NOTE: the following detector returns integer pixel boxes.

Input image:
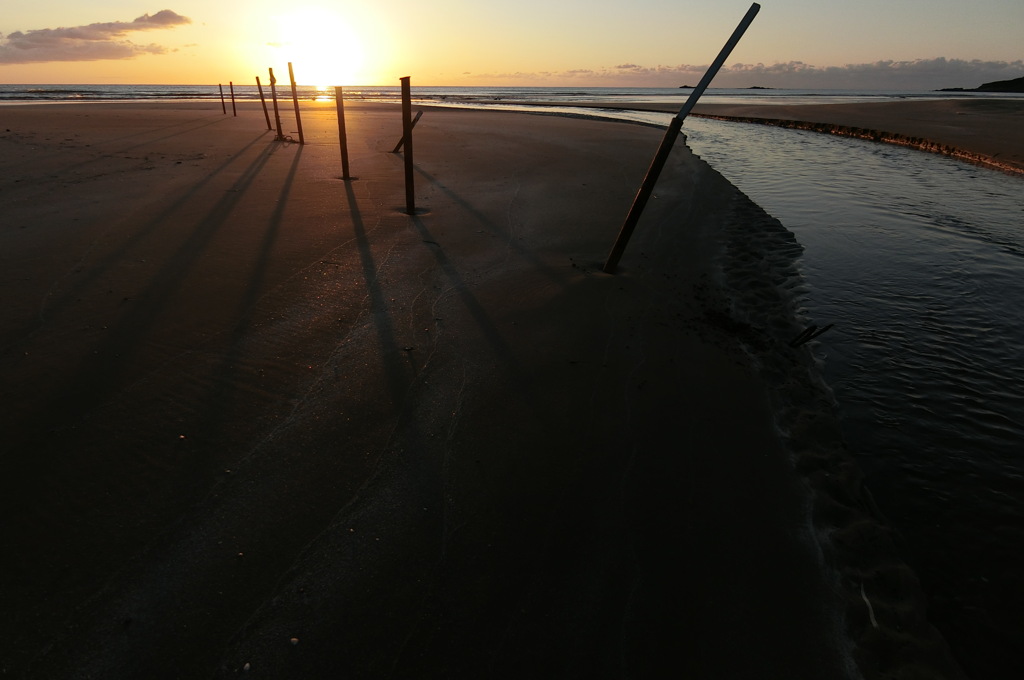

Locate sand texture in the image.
[0,102,965,678]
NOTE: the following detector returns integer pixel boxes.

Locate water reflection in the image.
[682,117,1024,678]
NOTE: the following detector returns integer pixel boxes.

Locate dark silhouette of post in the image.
[288,62,305,145]
[334,86,353,180]
[229,81,237,116]
[400,76,415,214]
[219,84,226,114]
[603,2,761,274]
[391,110,423,153]
[269,68,284,141]
[256,76,272,130]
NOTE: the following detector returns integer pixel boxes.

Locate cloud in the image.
[709,58,1024,89]
[461,57,1023,90]
[0,10,191,64]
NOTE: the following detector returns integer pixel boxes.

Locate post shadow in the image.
[407,214,537,399]
[10,140,282,454]
[22,130,272,328]
[410,164,570,292]
[342,180,415,406]
[187,145,305,440]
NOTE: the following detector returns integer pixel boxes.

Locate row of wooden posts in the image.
[218,64,419,215]
[212,3,760,270]
[217,63,304,144]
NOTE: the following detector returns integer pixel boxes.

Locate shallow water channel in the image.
[681,116,1024,679]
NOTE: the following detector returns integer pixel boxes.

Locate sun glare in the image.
[272,7,366,87]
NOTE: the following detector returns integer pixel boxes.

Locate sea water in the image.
[2,83,1018,105]
[680,117,1024,679]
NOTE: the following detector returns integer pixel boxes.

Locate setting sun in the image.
[269,7,368,86]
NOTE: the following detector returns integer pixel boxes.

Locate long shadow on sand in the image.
[4,132,274,353]
[0,116,254,192]
[7,139,285,455]
[412,164,571,291]
[179,144,307,446]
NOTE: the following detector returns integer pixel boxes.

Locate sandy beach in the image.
[0,100,969,678]
[529,97,1024,174]
[692,99,1024,175]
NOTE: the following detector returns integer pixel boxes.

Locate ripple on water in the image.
[684,116,1024,678]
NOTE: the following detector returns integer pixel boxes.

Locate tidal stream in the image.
[683,116,1024,679]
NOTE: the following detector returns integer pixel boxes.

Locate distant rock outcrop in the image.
[938,76,1024,93]
[977,76,1024,92]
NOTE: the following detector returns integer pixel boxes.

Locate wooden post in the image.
[219,84,227,114]
[288,62,305,145]
[603,2,761,274]
[334,86,353,180]
[229,81,237,117]
[269,68,284,141]
[391,110,423,153]
[400,76,415,215]
[256,76,272,130]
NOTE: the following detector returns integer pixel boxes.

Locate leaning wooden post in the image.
[256,76,272,130]
[334,86,353,180]
[603,2,761,274]
[400,76,415,214]
[229,81,237,117]
[288,62,305,145]
[269,68,284,141]
[219,84,227,114]
[391,110,423,153]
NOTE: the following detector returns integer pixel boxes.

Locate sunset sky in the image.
[1,1,1022,89]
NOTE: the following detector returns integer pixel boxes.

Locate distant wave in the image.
[6,84,1017,105]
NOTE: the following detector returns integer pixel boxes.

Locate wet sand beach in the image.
[691,99,1024,175]
[0,101,965,678]
[564,97,1024,175]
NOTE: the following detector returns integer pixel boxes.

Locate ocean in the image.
[4,83,1022,677]
[2,82,1019,106]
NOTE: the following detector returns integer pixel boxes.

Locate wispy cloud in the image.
[0,10,191,64]
[469,58,1024,90]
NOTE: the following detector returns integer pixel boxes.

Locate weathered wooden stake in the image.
[334,86,353,180]
[256,76,272,130]
[400,76,415,214]
[219,84,227,114]
[288,62,305,145]
[603,2,761,274]
[229,81,237,116]
[391,110,423,153]
[269,68,284,141]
